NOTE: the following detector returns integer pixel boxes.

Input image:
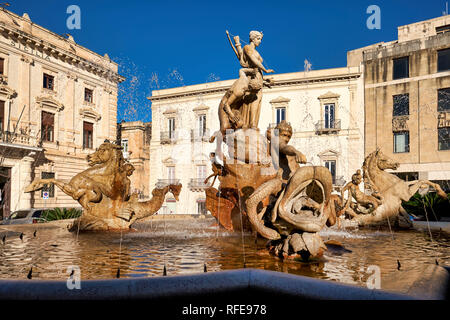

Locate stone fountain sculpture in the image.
[205,31,339,260]
[339,148,448,226]
[24,141,182,231]
[205,30,448,261]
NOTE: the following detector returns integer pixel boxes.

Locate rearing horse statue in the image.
[352,148,448,225]
[24,141,182,231]
[25,142,125,209]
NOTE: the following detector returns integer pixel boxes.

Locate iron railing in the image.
[160,131,177,144]
[188,178,210,191]
[315,119,341,134]
[156,179,181,188]
[191,129,210,142]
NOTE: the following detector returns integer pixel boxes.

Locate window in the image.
[121,139,129,158]
[394,131,410,153]
[436,25,450,34]
[41,172,55,198]
[0,100,4,132]
[393,94,409,116]
[84,88,93,103]
[324,160,336,184]
[438,127,450,150]
[167,166,176,181]
[83,122,93,149]
[41,111,54,142]
[197,165,206,179]
[43,73,54,90]
[198,114,206,136]
[393,57,409,80]
[10,211,29,219]
[394,172,419,181]
[0,58,4,75]
[438,88,450,112]
[168,118,176,139]
[438,48,450,72]
[324,103,335,128]
[197,202,206,215]
[276,107,286,124]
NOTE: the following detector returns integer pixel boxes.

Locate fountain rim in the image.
[0,267,447,300]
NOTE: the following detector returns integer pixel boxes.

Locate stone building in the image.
[0,8,123,218]
[348,15,450,190]
[148,66,364,215]
[117,121,151,199]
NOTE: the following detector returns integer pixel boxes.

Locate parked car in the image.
[0,209,47,225]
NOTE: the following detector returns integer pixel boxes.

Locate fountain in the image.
[204,31,449,261]
[24,140,182,231]
[0,30,448,303]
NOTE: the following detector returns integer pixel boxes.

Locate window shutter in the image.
[42,112,54,126]
[83,122,93,132]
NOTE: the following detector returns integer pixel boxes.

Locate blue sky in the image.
[9,0,450,122]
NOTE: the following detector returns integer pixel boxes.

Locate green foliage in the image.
[42,207,82,222]
[402,192,450,220]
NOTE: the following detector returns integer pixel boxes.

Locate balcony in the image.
[0,131,40,148]
[188,178,210,192]
[191,129,210,142]
[0,130,42,157]
[160,131,177,144]
[156,179,181,188]
[315,120,341,134]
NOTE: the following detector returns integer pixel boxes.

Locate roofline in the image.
[0,8,117,67]
[148,67,361,102]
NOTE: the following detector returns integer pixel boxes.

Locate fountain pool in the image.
[0,216,448,296]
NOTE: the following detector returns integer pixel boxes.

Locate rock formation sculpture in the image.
[24,141,182,231]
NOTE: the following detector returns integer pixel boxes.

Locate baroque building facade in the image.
[149,66,364,215]
[348,15,450,190]
[0,8,123,219]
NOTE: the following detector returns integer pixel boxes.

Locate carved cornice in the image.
[192,104,210,112]
[162,157,176,165]
[36,96,64,112]
[318,149,340,158]
[318,91,340,100]
[0,21,124,84]
[79,107,101,122]
[163,108,178,115]
[270,96,291,105]
[0,84,17,99]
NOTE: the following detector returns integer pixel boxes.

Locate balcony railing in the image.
[156,179,181,188]
[188,178,210,191]
[0,131,39,148]
[191,129,210,142]
[315,120,341,134]
[160,131,177,144]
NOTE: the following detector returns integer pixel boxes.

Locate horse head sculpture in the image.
[87,142,124,167]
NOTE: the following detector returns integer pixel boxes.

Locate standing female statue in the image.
[217,30,274,136]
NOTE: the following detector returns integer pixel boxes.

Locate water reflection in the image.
[0,218,448,294]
